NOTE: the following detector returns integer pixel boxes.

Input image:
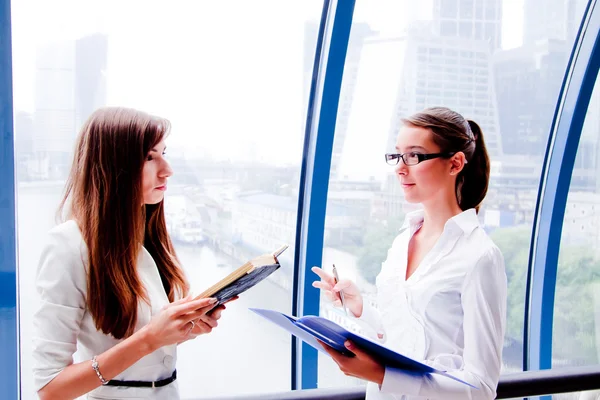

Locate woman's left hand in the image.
[319,340,385,385]
[181,296,239,342]
[187,305,224,337]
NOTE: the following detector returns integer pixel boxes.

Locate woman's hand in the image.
[311,266,363,317]
[319,340,385,385]
[141,296,219,351]
[183,296,239,342]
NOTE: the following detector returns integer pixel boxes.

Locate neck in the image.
[420,199,463,236]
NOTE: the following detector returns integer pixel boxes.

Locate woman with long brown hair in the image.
[313,107,507,399]
[32,107,225,399]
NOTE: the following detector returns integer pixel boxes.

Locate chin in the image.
[402,193,421,204]
[144,194,165,205]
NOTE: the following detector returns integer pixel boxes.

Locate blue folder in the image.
[250,308,476,388]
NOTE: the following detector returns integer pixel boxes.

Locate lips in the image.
[155,185,167,191]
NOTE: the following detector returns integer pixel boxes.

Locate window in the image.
[459,22,473,38]
[12,0,323,398]
[317,0,586,388]
[439,0,459,19]
[553,78,600,369]
[440,20,458,36]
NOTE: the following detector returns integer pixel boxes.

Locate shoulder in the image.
[43,220,88,264]
[462,227,506,287]
[469,227,504,265]
[37,220,89,297]
[48,219,83,243]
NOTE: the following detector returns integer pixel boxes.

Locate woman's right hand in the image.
[141,296,219,352]
[311,266,363,317]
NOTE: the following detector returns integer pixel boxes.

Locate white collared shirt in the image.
[32,220,180,399]
[357,209,507,400]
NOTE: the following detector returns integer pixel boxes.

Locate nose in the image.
[395,160,408,176]
[159,158,173,178]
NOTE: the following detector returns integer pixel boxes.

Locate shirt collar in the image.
[399,208,480,235]
[399,209,425,232]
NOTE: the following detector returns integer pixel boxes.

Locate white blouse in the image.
[356,209,507,400]
[33,220,180,399]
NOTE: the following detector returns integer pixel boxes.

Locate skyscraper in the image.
[494,39,568,157]
[75,34,108,131]
[432,0,503,51]
[493,0,590,192]
[387,19,503,160]
[523,0,588,45]
[303,22,377,180]
[33,33,107,179]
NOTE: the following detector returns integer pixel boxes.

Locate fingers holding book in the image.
[186,311,220,337]
[143,296,220,349]
[318,339,385,385]
[179,297,235,342]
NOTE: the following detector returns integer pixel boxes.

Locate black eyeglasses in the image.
[384,151,455,166]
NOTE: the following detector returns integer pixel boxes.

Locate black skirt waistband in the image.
[105,370,177,388]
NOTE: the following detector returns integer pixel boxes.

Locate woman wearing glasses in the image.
[33,108,228,400]
[312,107,507,399]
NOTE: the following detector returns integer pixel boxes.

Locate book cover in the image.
[250,308,476,388]
[195,245,288,305]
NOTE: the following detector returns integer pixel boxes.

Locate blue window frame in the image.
[526,0,600,382]
[292,0,355,389]
[0,0,19,398]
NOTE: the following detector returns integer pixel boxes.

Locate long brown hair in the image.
[58,107,189,339]
[402,107,490,212]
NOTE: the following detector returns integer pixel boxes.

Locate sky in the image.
[10,0,525,178]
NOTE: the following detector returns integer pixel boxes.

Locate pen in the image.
[331,264,348,316]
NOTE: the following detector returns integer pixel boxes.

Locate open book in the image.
[195,245,288,305]
[250,308,476,388]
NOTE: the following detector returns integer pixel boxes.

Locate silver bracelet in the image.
[91,355,109,385]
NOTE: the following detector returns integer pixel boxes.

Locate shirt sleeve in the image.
[348,300,386,342]
[379,246,507,399]
[32,227,88,392]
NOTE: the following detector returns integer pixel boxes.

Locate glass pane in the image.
[553,77,600,369]
[12,1,322,398]
[317,0,585,390]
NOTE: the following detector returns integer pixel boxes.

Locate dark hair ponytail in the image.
[457,120,490,212]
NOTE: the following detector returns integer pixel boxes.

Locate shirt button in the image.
[163,355,174,369]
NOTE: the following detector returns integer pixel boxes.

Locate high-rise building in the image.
[387,22,503,159]
[523,0,588,45]
[494,39,568,157]
[303,22,377,180]
[493,0,590,194]
[75,34,108,131]
[33,33,107,179]
[432,0,503,51]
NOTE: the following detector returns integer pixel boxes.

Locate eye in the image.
[146,154,154,161]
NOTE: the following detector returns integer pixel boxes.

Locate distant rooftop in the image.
[236,192,350,216]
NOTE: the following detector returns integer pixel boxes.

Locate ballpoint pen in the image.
[331,264,348,316]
